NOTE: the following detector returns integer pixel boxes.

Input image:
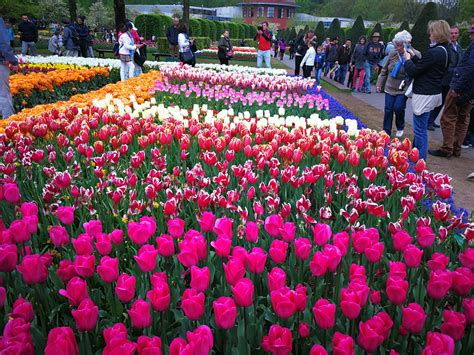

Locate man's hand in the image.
[257,30,262,35]
[376,86,381,93]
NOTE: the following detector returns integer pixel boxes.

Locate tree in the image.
[326,18,342,41]
[398,21,410,32]
[113,0,125,30]
[411,2,439,53]
[350,15,366,42]
[315,21,325,42]
[370,23,383,38]
[290,27,297,41]
[87,1,113,28]
[183,0,190,30]
[68,0,77,21]
[38,0,69,23]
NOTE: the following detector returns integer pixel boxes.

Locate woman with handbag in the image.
[118,23,142,81]
[218,29,233,65]
[178,23,196,67]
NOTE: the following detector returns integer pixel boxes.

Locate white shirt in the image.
[118,32,136,55]
[301,47,316,67]
[412,93,442,116]
[178,33,190,53]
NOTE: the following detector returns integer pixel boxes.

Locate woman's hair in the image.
[359,35,366,43]
[310,40,318,48]
[428,20,450,44]
[178,23,188,34]
[393,30,412,44]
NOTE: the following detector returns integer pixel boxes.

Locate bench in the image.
[97,49,114,58]
[153,52,174,61]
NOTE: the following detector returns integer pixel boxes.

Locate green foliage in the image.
[382,28,394,43]
[238,24,247,40]
[350,15,366,43]
[135,14,171,40]
[227,22,239,40]
[370,23,383,38]
[198,19,210,38]
[458,28,471,49]
[290,27,297,41]
[189,18,201,37]
[411,2,439,53]
[155,36,211,53]
[326,18,342,41]
[315,21,325,42]
[229,38,257,47]
[398,21,410,32]
[208,20,218,41]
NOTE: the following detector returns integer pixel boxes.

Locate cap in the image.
[372,32,381,37]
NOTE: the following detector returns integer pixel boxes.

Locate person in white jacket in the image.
[118,23,141,81]
[300,40,317,78]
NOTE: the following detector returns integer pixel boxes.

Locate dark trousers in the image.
[429,85,450,125]
[337,64,348,84]
[294,55,303,76]
[303,65,314,78]
[219,57,229,65]
[79,39,88,57]
[440,89,473,155]
[383,93,407,136]
[463,108,474,144]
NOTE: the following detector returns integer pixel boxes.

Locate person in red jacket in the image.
[254,21,272,68]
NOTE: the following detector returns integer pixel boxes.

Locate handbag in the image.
[134,48,146,67]
[182,49,194,62]
[405,82,413,98]
[226,49,234,58]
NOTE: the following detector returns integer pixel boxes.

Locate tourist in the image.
[62,19,79,57]
[404,20,451,161]
[166,16,180,58]
[178,23,196,67]
[48,26,63,56]
[314,46,325,85]
[351,36,367,92]
[273,39,279,58]
[5,20,14,49]
[300,40,317,78]
[18,14,38,56]
[379,40,395,68]
[239,38,246,46]
[0,17,19,119]
[294,30,315,76]
[87,32,94,58]
[254,21,272,69]
[324,37,339,77]
[336,39,352,84]
[376,30,420,138]
[278,38,286,60]
[75,16,90,58]
[217,29,233,65]
[428,25,464,131]
[363,32,384,94]
[127,21,145,77]
[429,26,474,159]
[462,109,474,148]
[118,23,139,81]
[288,40,295,60]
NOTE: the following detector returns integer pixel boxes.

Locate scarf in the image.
[390,53,405,78]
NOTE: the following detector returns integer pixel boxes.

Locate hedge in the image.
[189,19,201,37]
[229,39,257,47]
[198,19,210,39]
[459,28,470,49]
[135,14,172,40]
[155,37,211,53]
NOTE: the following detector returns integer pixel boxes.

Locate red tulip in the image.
[74,254,95,278]
[45,327,78,355]
[56,260,78,283]
[310,345,328,355]
[333,231,350,256]
[386,276,408,305]
[264,214,283,238]
[49,225,69,247]
[0,287,5,308]
[358,312,393,353]
[323,244,342,272]
[59,277,89,306]
[181,288,205,321]
[97,256,119,283]
[340,289,362,320]
[294,237,311,260]
[3,183,20,204]
[16,254,48,284]
[392,230,412,252]
[95,234,112,256]
[428,252,450,271]
[245,221,259,243]
[8,219,31,243]
[440,310,466,342]
[72,298,99,331]
[451,267,474,296]
[57,206,75,225]
[280,222,296,242]
[167,218,185,238]
[190,266,210,292]
[213,217,234,239]
[128,299,152,329]
[309,251,328,277]
[198,211,215,232]
[268,267,287,292]
[0,244,18,272]
[231,277,254,307]
[333,332,354,355]
[232,246,248,265]
[271,287,297,319]
[213,296,237,329]
[269,239,288,264]
[389,261,407,279]
[115,273,136,303]
[134,244,159,273]
[404,244,423,268]
[137,336,162,355]
[223,258,245,286]
[156,234,175,257]
[83,219,102,237]
[211,235,232,257]
[401,303,426,334]
[312,298,335,329]
[109,229,124,245]
[9,297,34,322]
[427,270,452,300]
[128,216,156,244]
[147,281,170,312]
[459,248,474,270]
[72,235,93,255]
[462,298,474,324]
[312,223,332,246]
[416,226,435,248]
[261,325,292,355]
[422,332,455,355]
[364,242,384,263]
[298,322,310,338]
[247,247,267,273]
[370,290,381,305]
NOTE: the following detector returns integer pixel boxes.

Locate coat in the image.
[217,36,232,59]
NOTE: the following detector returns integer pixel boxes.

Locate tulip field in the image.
[0,59,473,355]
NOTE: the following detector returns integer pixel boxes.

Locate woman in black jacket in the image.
[294,30,315,76]
[404,20,451,161]
[218,29,232,65]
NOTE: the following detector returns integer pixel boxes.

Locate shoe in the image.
[461,143,472,149]
[427,125,435,131]
[467,172,474,181]
[365,90,372,94]
[395,130,404,138]
[453,151,461,158]
[357,88,362,93]
[428,149,452,158]
[351,88,355,92]
[433,123,440,128]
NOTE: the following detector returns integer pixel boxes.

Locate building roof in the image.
[237,2,298,8]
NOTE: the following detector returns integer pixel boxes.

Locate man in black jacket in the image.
[336,39,352,84]
[428,25,463,131]
[18,14,38,56]
[166,16,180,58]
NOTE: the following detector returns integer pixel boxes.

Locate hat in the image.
[372,32,381,37]
[469,27,474,33]
[126,21,137,31]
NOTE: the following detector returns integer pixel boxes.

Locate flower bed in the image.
[0,64,472,354]
[196,46,258,61]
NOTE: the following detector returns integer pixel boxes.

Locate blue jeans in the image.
[337,64,348,84]
[413,111,431,160]
[21,41,37,56]
[315,68,322,84]
[257,50,271,68]
[383,93,407,136]
[363,62,374,91]
[0,65,14,119]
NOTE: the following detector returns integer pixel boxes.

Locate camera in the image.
[257,26,263,31]
[399,80,406,90]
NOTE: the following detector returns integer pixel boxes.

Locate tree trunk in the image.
[183,0,190,30]
[113,0,126,32]
[68,0,77,22]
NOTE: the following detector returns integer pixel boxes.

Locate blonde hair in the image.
[428,20,450,44]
